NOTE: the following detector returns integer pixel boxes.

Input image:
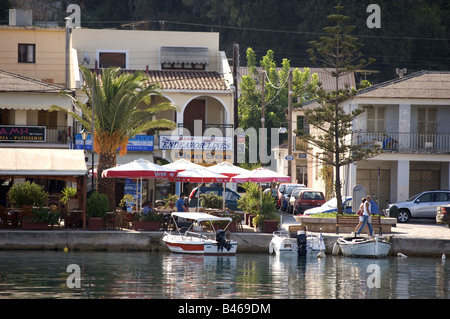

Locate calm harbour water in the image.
[0,250,449,299]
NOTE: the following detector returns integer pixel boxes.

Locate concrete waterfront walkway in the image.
[0,211,449,257]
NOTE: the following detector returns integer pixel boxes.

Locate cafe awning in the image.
[0,148,88,177]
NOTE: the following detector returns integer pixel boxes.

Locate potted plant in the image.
[163,194,178,209]
[59,186,78,209]
[119,194,135,211]
[200,193,223,209]
[22,207,61,230]
[7,181,48,208]
[87,191,109,230]
[132,212,164,231]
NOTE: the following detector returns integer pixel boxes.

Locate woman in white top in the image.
[353,197,370,235]
[355,195,374,236]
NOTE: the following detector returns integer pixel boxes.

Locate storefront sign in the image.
[75,134,153,151]
[159,135,233,150]
[0,125,46,142]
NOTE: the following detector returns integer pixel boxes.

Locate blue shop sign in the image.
[75,134,154,151]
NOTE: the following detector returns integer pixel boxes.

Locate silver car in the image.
[385,190,450,223]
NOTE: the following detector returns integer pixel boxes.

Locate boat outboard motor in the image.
[216,230,232,252]
[297,230,307,256]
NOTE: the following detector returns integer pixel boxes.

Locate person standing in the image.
[353,197,370,236]
[356,195,374,236]
[176,193,188,212]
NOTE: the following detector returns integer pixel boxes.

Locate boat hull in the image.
[337,236,392,258]
[269,231,325,255]
[163,233,237,255]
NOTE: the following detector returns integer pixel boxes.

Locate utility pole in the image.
[260,70,266,165]
[287,69,293,182]
[261,70,266,130]
[233,43,239,165]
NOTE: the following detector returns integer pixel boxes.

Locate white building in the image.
[304,71,450,207]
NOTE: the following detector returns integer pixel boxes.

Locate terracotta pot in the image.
[132,221,159,231]
[88,217,103,231]
[22,221,48,230]
[262,220,278,233]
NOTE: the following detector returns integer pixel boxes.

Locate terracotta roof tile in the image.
[108,69,228,91]
[0,70,67,93]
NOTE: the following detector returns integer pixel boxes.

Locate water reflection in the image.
[0,251,449,299]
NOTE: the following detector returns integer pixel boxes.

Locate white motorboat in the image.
[162,212,238,255]
[337,235,392,258]
[269,230,326,255]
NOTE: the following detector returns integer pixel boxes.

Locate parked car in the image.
[436,205,450,227]
[385,190,450,223]
[277,183,289,208]
[188,187,241,211]
[304,196,353,215]
[281,184,306,211]
[292,189,326,215]
[287,187,304,214]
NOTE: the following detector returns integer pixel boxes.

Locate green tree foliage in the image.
[52,66,177,209]
[238,48,318,163]
[301,4,377,214]
[7,181,49,208]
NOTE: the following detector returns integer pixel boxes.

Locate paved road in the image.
[277,210,450,240]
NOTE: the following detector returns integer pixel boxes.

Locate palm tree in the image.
[53,66,177,208]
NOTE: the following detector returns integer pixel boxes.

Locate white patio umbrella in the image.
[102,158,178,211]
[231,167,291,209]
[230,167,291,183]
[163,158,206,195]
[173,167,230,212]
[207,161,250,177]
[162,158,205,172]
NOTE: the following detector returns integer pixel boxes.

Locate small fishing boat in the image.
[337,235,392,258]
[269,230,325,255]
[162,212,238,255]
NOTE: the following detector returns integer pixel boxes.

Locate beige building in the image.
[0,9,235,204]
[69,28,235,202]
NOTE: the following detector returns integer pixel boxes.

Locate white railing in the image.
[353,132,450,153]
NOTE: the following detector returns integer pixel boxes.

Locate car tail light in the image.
[442,207,447,215]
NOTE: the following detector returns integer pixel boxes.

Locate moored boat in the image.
[337,235,392,258]
[162,212,238,255]
[269,230,326,256]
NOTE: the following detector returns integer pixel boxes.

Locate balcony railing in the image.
[353,132,450,153]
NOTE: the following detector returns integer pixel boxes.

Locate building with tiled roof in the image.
[294,70,450,206]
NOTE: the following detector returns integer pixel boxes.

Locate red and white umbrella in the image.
[207,161,250,178]
[174,167,230,183]
[101,158,177,179]
[162,158,204,172]
[231,167,291,183]
[173,167,230,211]
[101,158,178,211]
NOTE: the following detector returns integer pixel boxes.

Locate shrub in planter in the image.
[87,191,109,230]
[200,193,223,209]
[22,207,60,230]
[133,212,164,231]
[7,181,48,208]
